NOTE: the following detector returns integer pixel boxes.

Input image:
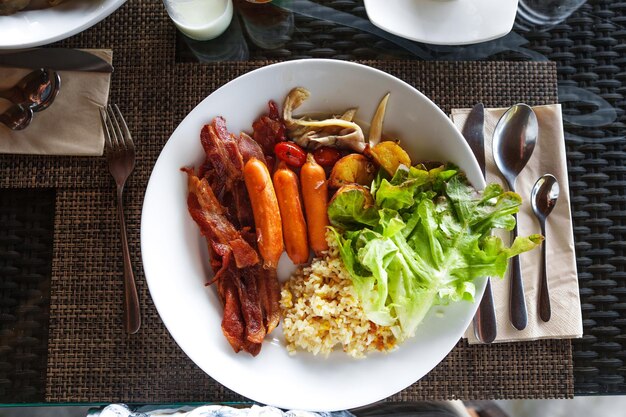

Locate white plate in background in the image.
[141,59,486,411]
[364,0,519,46]
[0,0,126,49]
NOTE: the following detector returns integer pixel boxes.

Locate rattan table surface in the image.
[0,0,624,406]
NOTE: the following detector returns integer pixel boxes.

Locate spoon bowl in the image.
[492,103,539,331]
[0,69,49,103]
[493,103,539,191]
[0,68,61,112]
[32,70,61,112]
[531,174,560,221]
[0,104,34,130]
[531,174,560,322]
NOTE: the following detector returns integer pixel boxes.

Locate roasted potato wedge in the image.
[370,141,411,176]
[329,154,377,188]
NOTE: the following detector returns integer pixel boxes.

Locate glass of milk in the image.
[163,0,234,41]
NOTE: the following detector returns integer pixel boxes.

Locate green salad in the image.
[328,163,542,342]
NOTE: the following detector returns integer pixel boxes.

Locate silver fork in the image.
[100,104,141,334]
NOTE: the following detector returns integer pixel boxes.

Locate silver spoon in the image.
[0,68,61,112]
[531,174,559,322]
[32,70,61,112]
[0,104,34,130]
[493,103,539,331]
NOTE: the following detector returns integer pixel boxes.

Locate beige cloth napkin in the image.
[0,49,112,156]
[451,105,583,343]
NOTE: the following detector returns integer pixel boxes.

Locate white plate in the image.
[0,0,126,50]
[141,59,486,411]
[364,0,519,46]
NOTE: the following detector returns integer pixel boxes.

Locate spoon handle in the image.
[509,215,528,330]
[538,221,551,321]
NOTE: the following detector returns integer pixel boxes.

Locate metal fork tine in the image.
[109,107,122,152]
[107,105,126,150]
[100,107,114,152]
[112,104,135,153]
[99,108,109,141]
[106,106,122,152]
[103,105,117,151]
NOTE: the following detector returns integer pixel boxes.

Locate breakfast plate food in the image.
[141,59,539,411]
[0,0,125,49]
[364,0,520,46]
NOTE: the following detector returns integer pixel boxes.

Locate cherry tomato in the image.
[274,142,307,168]
[313,146,342,167]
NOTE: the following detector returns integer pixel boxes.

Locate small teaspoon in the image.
[0,104,34,130]
[32,70,61,112]
[0,68,61,112]
[531,174,560,322]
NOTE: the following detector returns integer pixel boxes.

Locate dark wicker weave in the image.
[512,1,626,395]
[4,0,624,404]
[0,189,54,402]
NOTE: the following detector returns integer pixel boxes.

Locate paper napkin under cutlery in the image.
[0,49,112,156]
[451,104,583,343]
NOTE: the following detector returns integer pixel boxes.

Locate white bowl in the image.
[0,0,126,49]
[141,59,485,411]
[364,0,519,46]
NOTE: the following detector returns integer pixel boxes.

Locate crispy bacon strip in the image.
[184,168,259,269]
[218,269,246,353]
[193,119,269,354]
[201,119,264,230]
[201,117,244,178]
[257,267,281,335]
[189,115,287,355]
[208,244,261,356]
[238,132,266,164]
[252,100,287,156]
[232,186,254,233]
[234,265,265,344]
[199,117,244,200]
[208,245,231,285]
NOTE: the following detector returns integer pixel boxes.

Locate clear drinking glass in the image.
[237,0,294,49]
[516,0,587,31]
[162,0,234,41]
[182,12,250,61]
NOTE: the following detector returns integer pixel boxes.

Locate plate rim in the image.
[0,0,127,49]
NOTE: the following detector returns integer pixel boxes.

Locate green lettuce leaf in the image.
[327,186,378,230]
[327,164,542,341]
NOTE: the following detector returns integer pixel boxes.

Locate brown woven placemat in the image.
[0,0,573,404]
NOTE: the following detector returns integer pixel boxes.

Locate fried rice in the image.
[280,243,397,358]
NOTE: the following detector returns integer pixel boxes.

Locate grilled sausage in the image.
[273,162,310,264]
[301,154,330,256]
[244,158,284,268]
